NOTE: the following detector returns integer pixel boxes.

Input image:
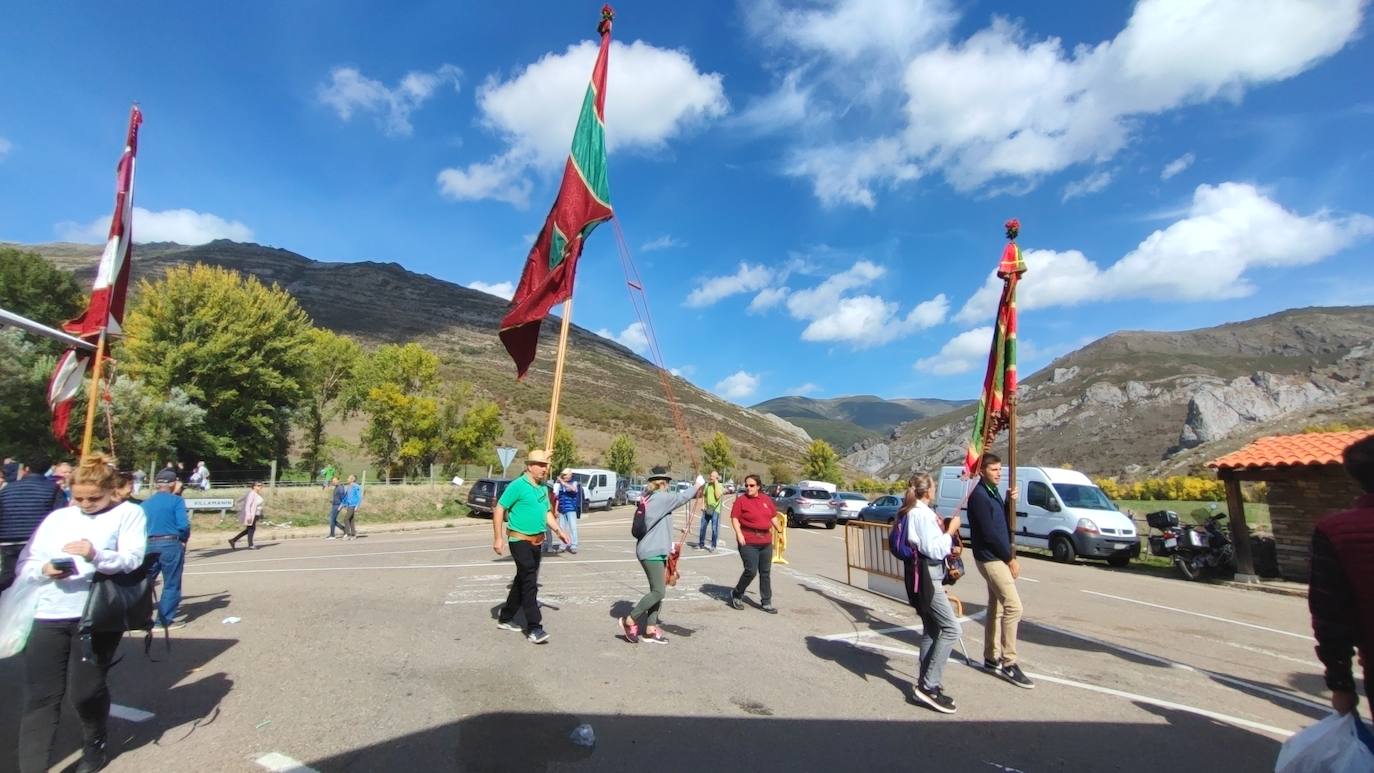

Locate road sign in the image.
[497,446,517,476]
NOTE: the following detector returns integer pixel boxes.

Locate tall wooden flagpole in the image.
[78,330,108,462]
[544,301,574,451]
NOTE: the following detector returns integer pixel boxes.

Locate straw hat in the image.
[526,449,552,466]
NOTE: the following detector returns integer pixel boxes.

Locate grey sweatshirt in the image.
[636,488,697,560]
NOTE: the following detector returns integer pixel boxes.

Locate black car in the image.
[858,495,903,524]
[466,478,513,517]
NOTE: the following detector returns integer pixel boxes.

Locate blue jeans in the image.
[912,559,959,691]
[328,505,341,536]
[558,509,579,550]
[697,509,719,549]
[147,538,185,626]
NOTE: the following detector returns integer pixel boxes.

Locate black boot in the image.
[75,733,108,773]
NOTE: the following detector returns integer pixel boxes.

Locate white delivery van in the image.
[569,468,620,510]
[938,466,1140,567]
[796,479,837,494]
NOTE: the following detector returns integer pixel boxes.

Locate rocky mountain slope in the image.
[845,306,1374,480]
[15,240,812,473]
[751,394,969,450]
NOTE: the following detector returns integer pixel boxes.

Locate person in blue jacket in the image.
[967,453,1033,689]
[548,469,585,555]
[142,468,191,628]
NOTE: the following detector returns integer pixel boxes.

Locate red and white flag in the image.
[49,105,142,447]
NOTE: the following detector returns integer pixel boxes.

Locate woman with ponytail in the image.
[900,471,963,715]
[14,453,147,772]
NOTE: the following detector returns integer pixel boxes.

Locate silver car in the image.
[624,486,645,504]
[830,491,869,523]
[776,485,839,529]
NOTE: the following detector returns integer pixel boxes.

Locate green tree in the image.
[0,248,84,329]
[297,328,362,482]
[801,439,843,484]
[0,330,65,460]
[107,377,206,472]
[701,431,736,479]
[353,343,443,479]
[605,434,637,478]
[441,399,504,471]
[551,422,577,472]
[122,264,314,468]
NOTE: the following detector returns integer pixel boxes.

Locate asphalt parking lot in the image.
[0,504,1332,772]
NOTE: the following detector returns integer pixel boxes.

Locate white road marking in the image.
[1027,619,1328,712]
[1080,590,1312,641]
[188,549,737,576]
[110,704,154,722]
[843,638,1295,738]
[255,752,320,772]
[1219,640,1317,667]
[203,545,488,565]
[819,619,971,641]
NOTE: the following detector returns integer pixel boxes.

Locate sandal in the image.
[620,616,639,643]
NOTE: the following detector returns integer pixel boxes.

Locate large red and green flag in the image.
[963,219,1027,476]
[499,5,615,379]
[48,105,142,448]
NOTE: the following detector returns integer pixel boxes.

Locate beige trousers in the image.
[977,559,1023,665]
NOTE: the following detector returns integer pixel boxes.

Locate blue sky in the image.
[2,1,1371,404]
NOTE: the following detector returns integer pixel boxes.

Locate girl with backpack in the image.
[13,453,148,772]
[901,471,963,715]
[619,468,702,644]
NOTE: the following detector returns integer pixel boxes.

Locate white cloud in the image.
[55,207,254,245]
[0,137,11,160]
[594,321,650,355]
[1062,170,1113,202]
[748,286,789,314]
[732,69,816,133]
[1161,152,1196,180]
[669,364,696,378]
[916,326,993,375]
[714,370,761,401]
[787,383,822,396]
[685,262,776,308]
[318,64,461,137]
[785,260,886,316]
[468,280,514,300]
[439,40,727,206]
[641,235,683,252]
[772,260,948,347]
[758,0,1365,203]
[954,182,1374,323]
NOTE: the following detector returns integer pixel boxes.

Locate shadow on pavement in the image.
[190,543,281,559]
[301,709,1282,772]
[0,637,237,773]
[178,591,232,624]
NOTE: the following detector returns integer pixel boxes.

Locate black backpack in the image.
[631,496,648,540]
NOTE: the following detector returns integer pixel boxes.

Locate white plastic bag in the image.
[1276,712,1374,773]
[0,574,42,658]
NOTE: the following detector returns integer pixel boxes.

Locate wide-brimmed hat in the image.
[526,449,552,466]
[646,466,672,482]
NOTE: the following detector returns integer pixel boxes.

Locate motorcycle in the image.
[1146,510,1237,581]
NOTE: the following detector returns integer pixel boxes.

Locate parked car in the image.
[624,485,645,504]
[858,494,903,523]
[830,491,869,523]
[466,478,513,518]
[939,465,1141,567]
[724,482,736,494]
[775,485,839,529]
[569,467,620,510]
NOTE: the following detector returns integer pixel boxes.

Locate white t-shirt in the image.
[905,500,953,561]
[18,500,147,620]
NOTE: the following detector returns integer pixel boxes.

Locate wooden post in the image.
[1222,471,1258,582]
[544,299,574,451]
[269,459,277,498]
[78,330,108,462]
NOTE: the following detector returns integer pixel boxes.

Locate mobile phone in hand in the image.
[50,557,77,575]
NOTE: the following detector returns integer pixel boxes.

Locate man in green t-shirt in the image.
[697,470,725,552]
[492,449,568,644]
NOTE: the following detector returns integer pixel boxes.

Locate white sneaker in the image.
[326,536,337,540]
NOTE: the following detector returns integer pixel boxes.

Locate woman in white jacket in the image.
[901,472,963,715]
[15,454,147,773]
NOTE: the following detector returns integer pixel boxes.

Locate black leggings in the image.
[231,523,257,547]
[20,619,122,773]
[733,543,773,605]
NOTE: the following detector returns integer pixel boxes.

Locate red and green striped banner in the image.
[500,6,616,379]
[964,220,1027,475]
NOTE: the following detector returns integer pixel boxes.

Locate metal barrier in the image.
[844,519,908,603]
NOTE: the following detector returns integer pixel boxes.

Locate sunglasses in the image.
[745,483,759,488]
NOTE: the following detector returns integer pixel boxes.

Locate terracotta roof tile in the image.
[1208,429,1374,471]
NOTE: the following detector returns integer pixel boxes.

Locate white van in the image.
[568,468,620,510]
[938,466,1140,567]
[796,479,837,494]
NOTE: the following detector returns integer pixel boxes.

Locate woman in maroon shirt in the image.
[729,474,779,613]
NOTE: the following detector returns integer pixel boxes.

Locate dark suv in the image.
[775,485,839,529]
[466,478,513,517]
